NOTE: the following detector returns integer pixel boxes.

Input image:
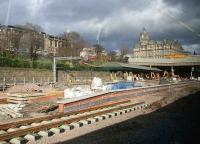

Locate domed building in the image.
[133,28,184,58]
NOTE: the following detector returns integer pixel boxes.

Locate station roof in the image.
[128,55,200,66]
[98,62,162,72]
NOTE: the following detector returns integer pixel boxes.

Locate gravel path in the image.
[61,91,200,144]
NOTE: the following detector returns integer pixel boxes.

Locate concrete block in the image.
[38,130,54,137]
[49,128,60,134]
[60,125,71,131]
[76,113,84,116]
[101,114,110,119]
[94,116,104,121]
[120,110,126,114]
[7,128,19,132]
[51,119,60,122]
[41,120,51,124]
[87,118,96,123]
[60,116,70,120]
[124,109,128,113]
[9,137,28,144]
[70,122,83,128]
[136,106,141,110]
[79,120,89,125]
[94,109,102,112]
[82,112,90,115]
[106,107,114,110]
[117,110,124,115]
[106,114,112,118]
[68,115,77,119]
[19,125,31,129]
[31,123,40,126]
[49,128,65,134]
[114,111,120,116]
[0,141,9,144]
[107,113,115,117]
[126,108,132,112]
[24,133,41,141]
[112,112,118,116]
[0,130,6,134]
[131,107,136,111]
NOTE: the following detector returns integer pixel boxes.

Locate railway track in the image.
[0,100,148,143]
[0,100,129,130]
[1,81,198,143]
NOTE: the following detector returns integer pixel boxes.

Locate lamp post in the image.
[191,67,194,79]
[53,48,56,83]
[171,66,174,77]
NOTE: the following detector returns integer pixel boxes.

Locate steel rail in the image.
[0,102,144,141]
[0,100,130,130]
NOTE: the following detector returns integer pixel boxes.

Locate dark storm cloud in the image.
[0,0,199,53]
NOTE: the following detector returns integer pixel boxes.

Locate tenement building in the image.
[133,28,184,58]
[0,24,65,56]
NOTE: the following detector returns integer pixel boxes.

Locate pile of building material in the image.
[28,91,63,103]
[7,83,42,93]
[0,104,24,118]
[7,93,46,104]
[0,97,7,104]
[5,84,63,104]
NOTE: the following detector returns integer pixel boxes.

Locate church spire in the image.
[140,27,150,42]
[143,27,146,32]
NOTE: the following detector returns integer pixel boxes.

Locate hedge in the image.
[0,56,97,70]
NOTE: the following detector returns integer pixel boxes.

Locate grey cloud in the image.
[0,0,199,53]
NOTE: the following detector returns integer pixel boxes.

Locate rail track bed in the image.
[0,81,199,144]
[0,100,148,144]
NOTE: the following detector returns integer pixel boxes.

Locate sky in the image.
[0,0,200,53]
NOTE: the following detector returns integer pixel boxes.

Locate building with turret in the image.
[129,28,200,76]
[133,28,184,58]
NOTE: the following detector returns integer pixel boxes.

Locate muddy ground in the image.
[63,91,200,144]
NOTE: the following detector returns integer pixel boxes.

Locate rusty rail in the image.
[0,99,130,130]
[0,102,144,141]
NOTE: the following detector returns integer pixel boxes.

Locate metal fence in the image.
[0,76,54,91]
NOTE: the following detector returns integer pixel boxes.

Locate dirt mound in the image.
[7,84,42,93]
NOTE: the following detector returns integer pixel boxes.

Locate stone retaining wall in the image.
[0,67,110,84]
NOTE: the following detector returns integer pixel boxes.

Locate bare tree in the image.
[119,47,130,62]
[108,50,117,61]
[16,23,44,59]
[16,23,43,32]
[58,31,88,57]
[93,44,104,56]
[120,47,129,56]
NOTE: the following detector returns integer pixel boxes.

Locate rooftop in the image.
[128,55,200,66]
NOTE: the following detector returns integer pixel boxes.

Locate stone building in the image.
[0,25,23,53]
[0,24,66,56]
[43,34,65,55]
[133,28,184,58]
[80,46,108,61]
[80,47,97,61]
[0,25,45,55]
